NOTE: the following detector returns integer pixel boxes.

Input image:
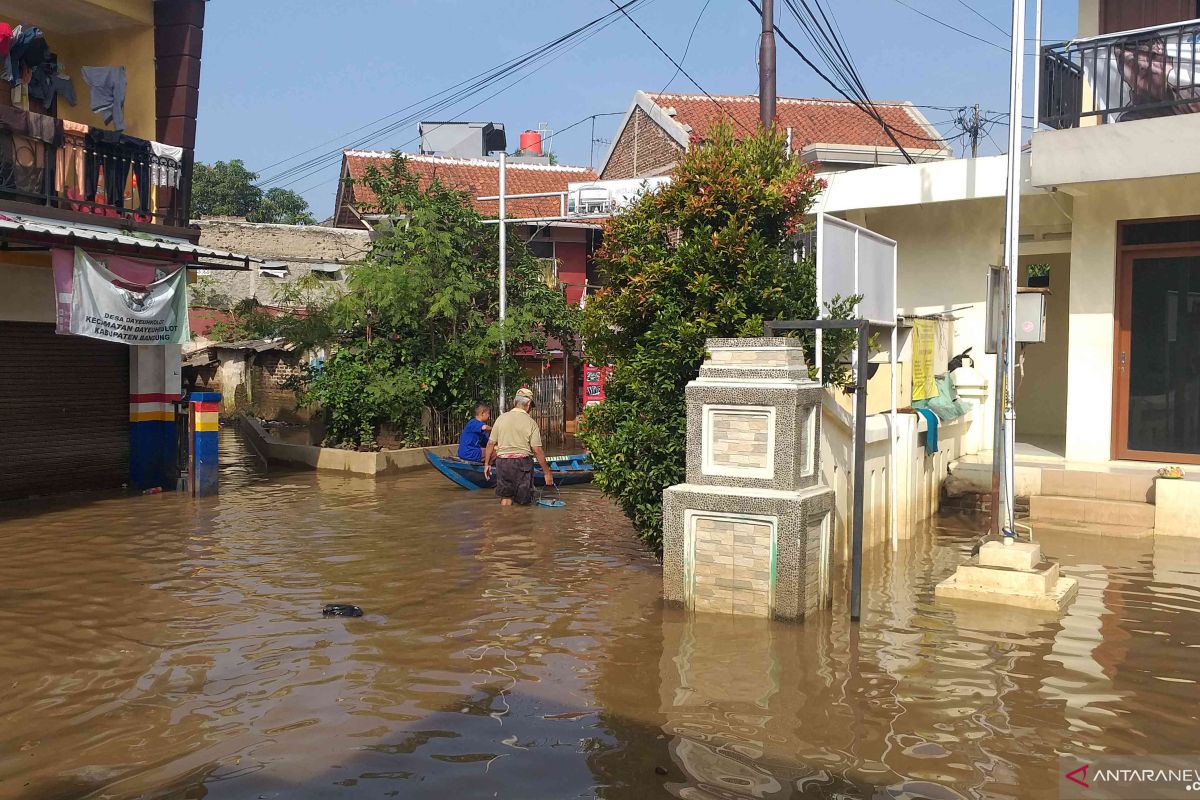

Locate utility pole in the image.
[971,104,981,158]
[992,0,1027,536]
[759,0,776,128]
[498,152,508,412]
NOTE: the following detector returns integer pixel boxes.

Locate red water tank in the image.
[519,130,543,155]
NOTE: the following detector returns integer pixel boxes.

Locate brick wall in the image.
[249,351,310,423]
[709,410,772,472]
[600,107,684,180]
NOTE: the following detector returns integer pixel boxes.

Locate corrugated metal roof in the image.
[0,211,260,266]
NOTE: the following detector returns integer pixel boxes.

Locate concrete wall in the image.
[1016,252,1072,440]
[0,12,157,142]
[195,220,370,306]
[1065,174,1200,461]
[0,262,56,323]
[821,399,983,554]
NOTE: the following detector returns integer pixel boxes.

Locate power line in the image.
[659,0,715,94]
[953,0,1007,36]
[884,0,1010,52]
[256,0,655,189]
[607,0,755,134]
[750,0,946,153]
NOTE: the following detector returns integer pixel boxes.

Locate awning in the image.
[307,263,343,274]
[0,211,258,270]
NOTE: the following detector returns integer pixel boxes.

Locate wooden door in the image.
[1113,246,1200,463]
[1100,0,1197,33]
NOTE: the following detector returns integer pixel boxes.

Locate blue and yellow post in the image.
[189,392,221,496]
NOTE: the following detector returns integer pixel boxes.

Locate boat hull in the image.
[425,451,594,490]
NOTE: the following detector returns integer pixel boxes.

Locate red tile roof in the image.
[645,93,946,153]
[341,152,597,220]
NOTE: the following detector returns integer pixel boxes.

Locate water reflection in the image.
[0,431,1198,799]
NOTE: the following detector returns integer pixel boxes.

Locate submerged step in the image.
[1029,495,1155,528]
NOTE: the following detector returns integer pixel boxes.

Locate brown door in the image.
[1114,246,1200,463]
[0,322,129,500]
[1100,0,1197,33]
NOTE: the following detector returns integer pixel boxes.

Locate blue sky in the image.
[197,0,1078,220]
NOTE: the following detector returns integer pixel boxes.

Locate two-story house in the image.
[0,1,251,501]
[810,0,1200,533]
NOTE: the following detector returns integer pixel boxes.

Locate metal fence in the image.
[415,372,566,448]
[1041,19,1200,129]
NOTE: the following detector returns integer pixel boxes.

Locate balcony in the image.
[1040,19,1200,129]
[0,118,188,229]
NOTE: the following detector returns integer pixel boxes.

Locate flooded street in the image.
[1,431,1199,799]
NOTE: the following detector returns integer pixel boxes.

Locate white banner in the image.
[70,247,189,345]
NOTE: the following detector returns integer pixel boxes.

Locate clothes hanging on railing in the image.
[11,110,54,196]
[85,129,150,216]
[81,66,126,131]
[56,120,87,208]
[149,141,183,188]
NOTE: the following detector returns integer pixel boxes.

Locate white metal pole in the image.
[1000,0,1027,533]
[1033,0,1044,130]
[889,323,898,551]
[499,152,508,413]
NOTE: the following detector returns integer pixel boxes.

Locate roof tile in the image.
[342,152,596,219]
[646,93,945,152]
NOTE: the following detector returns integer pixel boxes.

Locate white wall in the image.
[0,263,56,323]
[1065,174,1200,461]
[1016,252,1072,439]
[821,398,982,556]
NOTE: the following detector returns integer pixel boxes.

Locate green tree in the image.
[578,124,826,551]
[295,154,578,449]
[249,187,317,225]
[192,160,314,224]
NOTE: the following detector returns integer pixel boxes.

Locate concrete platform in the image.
[935,573,1078,612]
[935,540,1079,613]
[1155,479,1200,538]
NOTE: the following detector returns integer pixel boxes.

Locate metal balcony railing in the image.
[0,120,190,227]
[1041,19,1200,129]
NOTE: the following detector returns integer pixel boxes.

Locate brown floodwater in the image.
[1,430,1198,799]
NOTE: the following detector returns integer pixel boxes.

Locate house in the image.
[333,149,600,307]
[597,91,953,181]
[334,147,603,433]
[0,1,251,501]
[813,0,1200,535]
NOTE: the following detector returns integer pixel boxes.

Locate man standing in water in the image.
[482,387,554,506]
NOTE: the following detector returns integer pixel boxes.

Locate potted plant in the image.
[1028,263,1051,288]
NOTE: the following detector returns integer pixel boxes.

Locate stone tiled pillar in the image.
[663,338,835,621]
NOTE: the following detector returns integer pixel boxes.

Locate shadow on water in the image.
[0,430,1199,799]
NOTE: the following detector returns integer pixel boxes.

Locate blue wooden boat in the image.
[425,451,595,490]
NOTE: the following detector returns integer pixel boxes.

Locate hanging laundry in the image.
[7,26,42,88]
[56,120,87,208]
[0,23,12,84]
[149,141,183,188]
[82,66,127,131]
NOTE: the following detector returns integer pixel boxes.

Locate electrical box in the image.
[1015,290,1047,343]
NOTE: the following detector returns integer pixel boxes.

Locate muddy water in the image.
[1,432,1198,799]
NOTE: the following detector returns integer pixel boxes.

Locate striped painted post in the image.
[189,392,220,496]
[129,391,180,490]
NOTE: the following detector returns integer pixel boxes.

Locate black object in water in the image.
[322,603,363,618]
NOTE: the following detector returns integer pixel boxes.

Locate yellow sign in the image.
[911,319,937,402]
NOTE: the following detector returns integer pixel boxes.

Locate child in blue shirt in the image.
[456,403,492,462]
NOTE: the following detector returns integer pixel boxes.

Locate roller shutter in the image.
[0,322,129,501]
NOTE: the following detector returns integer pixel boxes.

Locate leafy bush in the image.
[579,124,836,551]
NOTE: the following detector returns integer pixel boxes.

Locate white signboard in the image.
[70,248,189,345]
[816,214,897,326]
